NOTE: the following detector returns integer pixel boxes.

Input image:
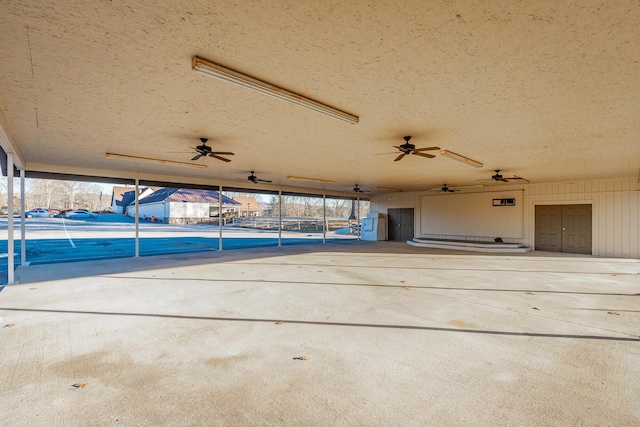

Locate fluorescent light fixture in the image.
[440,150,483,168]
[106,153,207,169]
[192,56,359,125]
[375,187,403,192]
[287,175,335,184]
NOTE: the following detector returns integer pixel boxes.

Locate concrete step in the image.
[408,238,532,253]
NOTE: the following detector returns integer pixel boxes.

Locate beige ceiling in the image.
[1,1,638,194]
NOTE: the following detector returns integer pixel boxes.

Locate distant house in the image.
[124,188,241,224]
[232,196,260,217]
[110,186,130,214]
[111,186,157,214]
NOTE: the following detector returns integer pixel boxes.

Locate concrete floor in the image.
[1,242,639,426]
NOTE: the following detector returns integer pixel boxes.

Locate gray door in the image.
[535,205,562,252]
[388,208,414,242]
[535,204,592,254]
[562,204,592,254]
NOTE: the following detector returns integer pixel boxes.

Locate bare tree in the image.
[29,179,62,209]
[0,177,20,212]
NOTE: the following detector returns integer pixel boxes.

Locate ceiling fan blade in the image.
[414,146,440,152]
[211,155,232,162]
[210,152,235,156]
[191,154,203,161]
[394,153,405,162]
[258,178,272,183]
[394,145,410,153]
[505,176,529,183]
[414,152,435,158]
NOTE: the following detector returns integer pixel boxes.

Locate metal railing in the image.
[228,216,358,233]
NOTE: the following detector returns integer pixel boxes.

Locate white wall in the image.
[126,202,165,220]
[420,191,523,238]
[168,202,210,218]
[370,176,640,258]
[111,200,122,214]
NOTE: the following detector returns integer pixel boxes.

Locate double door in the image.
[535,204,592,254]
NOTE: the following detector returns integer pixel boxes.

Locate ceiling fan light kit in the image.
[392,136,439,161]
[192,56,359,125]
[106,153,208,169]
[190,137,234,162]
[440,150,483,168]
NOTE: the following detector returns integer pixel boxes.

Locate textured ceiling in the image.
[0,1,638,194]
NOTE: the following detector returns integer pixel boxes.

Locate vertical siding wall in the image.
[370,176,640,259]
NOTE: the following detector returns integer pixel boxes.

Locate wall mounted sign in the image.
[493,198,516,206]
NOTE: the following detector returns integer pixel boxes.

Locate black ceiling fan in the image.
[353,184,370,193]
[191,138,235,162]
[248,171,272,183]
[393,136,440,162]
[479,170,528,183]
[430,184,484,192]
[432,184,458,193]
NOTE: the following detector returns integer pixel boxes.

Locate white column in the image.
[134,179,139,257]
[218,185,223,251]
[322,195,326,244]
[20,169,26,265]
[278,191,282,247]
[357,197,361,240]
[7,154,14,284]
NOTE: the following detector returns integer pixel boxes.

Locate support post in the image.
[278,191,282,247]
[20,169,26,265]
[357,197,361,240]
[322,195,326,243]
[219,185,223,251]
[134,179,139,257]
[7,154,14,284]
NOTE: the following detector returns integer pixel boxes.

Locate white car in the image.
[25,209,57,218]
[64,209,97,219]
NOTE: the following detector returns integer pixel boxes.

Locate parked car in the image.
[25,208,57,218]
[64,209,97,219]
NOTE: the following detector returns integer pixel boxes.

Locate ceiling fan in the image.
[191,138,235,162]
[393,136,440,162]
[248,171,272,183]
[430,184,484,193]
[353,184,370,193]
[478,170,528,183]
[431,184,458,193]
